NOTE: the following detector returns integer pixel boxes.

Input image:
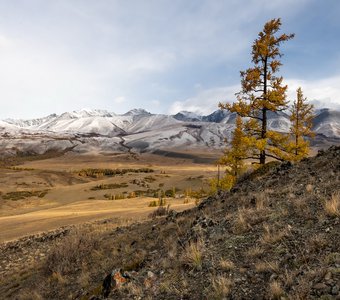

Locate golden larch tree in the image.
[210,116,248,192]
[219,116,247,179]
[220,18,294,164]
[288,87,315,161]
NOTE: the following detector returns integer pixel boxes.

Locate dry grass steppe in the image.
[0,151,217,242]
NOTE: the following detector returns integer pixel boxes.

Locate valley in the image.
[0,151,218,242]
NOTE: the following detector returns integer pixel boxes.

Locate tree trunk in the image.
[260,57,268,165]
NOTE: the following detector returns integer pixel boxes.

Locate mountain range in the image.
[0,108,339,158]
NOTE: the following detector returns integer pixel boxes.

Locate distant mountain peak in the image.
[123,108,151,116]
[173,111,202,121]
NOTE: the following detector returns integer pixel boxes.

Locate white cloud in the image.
[169,85,240,115]
[113,96,126,104]
[286,76,340,109]
[170,75,340,115]
[0,0,336,119]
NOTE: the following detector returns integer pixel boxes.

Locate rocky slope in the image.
[0,146,339,299]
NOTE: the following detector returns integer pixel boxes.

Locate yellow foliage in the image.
[218,116,247,178]
[209,174,235,194]
[219,18,294,165]
[288,87,315,161]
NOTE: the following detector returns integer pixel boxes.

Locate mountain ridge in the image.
[1,108,339,157]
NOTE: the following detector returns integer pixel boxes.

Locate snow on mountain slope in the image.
[173,111,202,122]
[0,120,20,132]
[202,110,230,123]
[1,108,339,157]
[126,114,180,133]
[123,121,234,151]
[4,114,58,128]
[313,109,340,138]
[123,108,151,116]
[37,116,125,136]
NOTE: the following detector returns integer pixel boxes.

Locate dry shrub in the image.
[148,205,171,219]
[219,258,235,271]
[78,269,91,288]
[324,192,340,216]
[123,249,147,271]
[50,271,66,284]
[287,277,310,299]
[283,269,295,288]
[44,230,99,275]
[305,184,313,193]
[182,239,205,271]
[16,290,43,300]
[268,280,284,299]
[255,260,279,273]
[233,208,251,234]
[165,237,178,260]
[210,275,233,299]
[124,282,143,298]
[308,234,328,253]
[292,197,308,214]
[246,245,264,258]
[261,224,287,245]
[256,191,269,210]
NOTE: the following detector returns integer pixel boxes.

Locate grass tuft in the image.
[324,192,340,216]
[182,240,205,271]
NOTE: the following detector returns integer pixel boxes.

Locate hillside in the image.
[0,146,339,299]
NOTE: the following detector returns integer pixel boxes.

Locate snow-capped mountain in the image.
[0,108,339,157]
[173,111,203,122]
[312,108,340,138]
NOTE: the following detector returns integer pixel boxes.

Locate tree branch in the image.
[265,153,286,162]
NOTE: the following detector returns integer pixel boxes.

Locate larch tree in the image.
[218,116,247,179]
[219,18,294,164]
[288,87,315,161]
[210,116,248,193]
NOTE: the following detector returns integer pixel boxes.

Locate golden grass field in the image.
[0,151,219,242]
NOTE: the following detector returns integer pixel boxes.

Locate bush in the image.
[44,230,99,275]
[209,175,235,194]
[77,168,154,178]
[148,205,171,219]
[90,183,128,190]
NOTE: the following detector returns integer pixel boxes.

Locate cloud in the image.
[286,76,340,109]
[169,85,240,115]
[0,0,337,119]
[113,96,126,104]
[170,75,340,115]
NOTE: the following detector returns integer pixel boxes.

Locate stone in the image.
[102,268,130,297]
[144,271,157,289]
[332,285,339,295]
[313,282,328,290]
[325,272,332,281]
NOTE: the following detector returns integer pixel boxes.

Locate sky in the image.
[0,0,340,119]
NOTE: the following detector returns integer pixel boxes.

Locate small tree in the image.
[212,116,249,192]
[288,87,315,161]
[220,18,294,164]
[219,116,247,178]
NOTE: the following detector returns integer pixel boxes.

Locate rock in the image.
[144,271,157,289]
[332,285,339,295]
[102,268,130,297]
[313,282,331,294]
[325,272,332,281]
